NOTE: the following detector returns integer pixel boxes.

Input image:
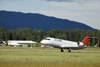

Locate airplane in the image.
[40,36,90,52]
[94,43,98,47]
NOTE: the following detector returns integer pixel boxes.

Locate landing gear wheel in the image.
[68,49,71,52]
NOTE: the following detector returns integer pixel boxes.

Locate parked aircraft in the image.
[40,36,90,52]
[94,43,98,47]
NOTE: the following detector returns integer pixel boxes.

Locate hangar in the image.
[7,40,37,47]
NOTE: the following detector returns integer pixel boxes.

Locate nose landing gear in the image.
[68,49,71,52]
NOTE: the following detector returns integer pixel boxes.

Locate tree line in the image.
[0,27,100,46]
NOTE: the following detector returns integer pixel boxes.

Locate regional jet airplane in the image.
[40,36,90,52]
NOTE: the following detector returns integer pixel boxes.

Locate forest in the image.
[0,27,100,47]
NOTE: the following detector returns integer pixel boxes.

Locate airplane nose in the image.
[40,40,46,44]
[40,40,44,44]
[40,40,43,44]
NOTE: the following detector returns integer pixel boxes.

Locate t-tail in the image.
[82,36,90,47]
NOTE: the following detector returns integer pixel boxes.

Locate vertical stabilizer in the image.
[82,36,89,46]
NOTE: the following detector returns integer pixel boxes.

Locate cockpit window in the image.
[44,39,50,40]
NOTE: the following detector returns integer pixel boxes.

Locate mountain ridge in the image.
[0,10,95,31]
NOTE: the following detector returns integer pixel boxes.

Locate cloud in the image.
[0,0,21,1]
[48,1,100,11]
[46,0,100,4]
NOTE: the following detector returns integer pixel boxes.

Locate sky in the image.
[0,0,100,30]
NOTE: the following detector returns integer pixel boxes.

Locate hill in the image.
[0,10,95,31]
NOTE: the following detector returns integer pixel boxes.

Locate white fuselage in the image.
[41,37,85,49]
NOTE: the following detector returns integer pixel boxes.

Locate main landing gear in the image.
[61,48,71,52]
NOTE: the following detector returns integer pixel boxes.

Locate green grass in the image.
[0,46,100,67]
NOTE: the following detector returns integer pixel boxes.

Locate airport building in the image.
[7,40,37,47]
[0,41,6,46]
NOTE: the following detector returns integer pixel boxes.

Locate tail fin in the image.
[82,36,89,46]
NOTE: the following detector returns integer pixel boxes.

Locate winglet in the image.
[82,36,89,46]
